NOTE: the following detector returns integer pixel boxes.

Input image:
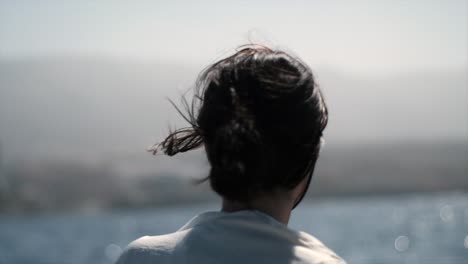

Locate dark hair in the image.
[150,44,328,204]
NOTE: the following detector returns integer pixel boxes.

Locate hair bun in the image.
[208,116,260,201]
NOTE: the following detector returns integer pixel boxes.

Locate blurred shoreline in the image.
[1,141,466,215]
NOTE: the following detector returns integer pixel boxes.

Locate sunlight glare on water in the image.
[1,192,467,264]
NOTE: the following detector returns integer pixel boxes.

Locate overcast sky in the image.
[1,0,467,75]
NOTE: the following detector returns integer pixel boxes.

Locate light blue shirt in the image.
[116,210,346,264]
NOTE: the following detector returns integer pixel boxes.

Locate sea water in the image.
[0,192,467,264]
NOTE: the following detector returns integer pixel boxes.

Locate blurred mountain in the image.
[0,56,199,161]
[0,57,466,161]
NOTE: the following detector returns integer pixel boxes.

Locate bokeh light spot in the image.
[105,243,122,262]
[394,235,410,252]
[439,205,455,223]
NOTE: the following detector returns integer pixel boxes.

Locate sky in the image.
[1,0,467,75]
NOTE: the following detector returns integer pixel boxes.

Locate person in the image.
[116,44,346,264]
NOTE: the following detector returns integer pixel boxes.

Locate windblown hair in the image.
[150,44,328,204]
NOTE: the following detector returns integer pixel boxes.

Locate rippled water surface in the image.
[1,192,467,264]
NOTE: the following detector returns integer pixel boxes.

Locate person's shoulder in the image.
[294,231,347,264]
[115,231,188,264]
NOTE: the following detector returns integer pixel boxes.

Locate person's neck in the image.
[221,193,294,225]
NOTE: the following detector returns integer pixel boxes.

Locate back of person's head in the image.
[152,44,328,206]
